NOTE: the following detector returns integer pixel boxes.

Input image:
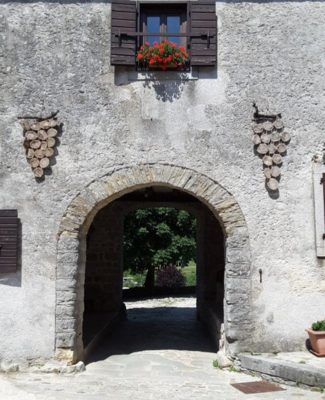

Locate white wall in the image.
[0,0,324,364]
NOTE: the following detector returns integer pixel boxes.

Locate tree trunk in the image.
[144,265,155,294]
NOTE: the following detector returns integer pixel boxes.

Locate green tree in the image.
[123,208,196,291]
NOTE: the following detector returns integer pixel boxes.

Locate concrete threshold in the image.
[238,352,325,388]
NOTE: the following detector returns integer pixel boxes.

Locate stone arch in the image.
[55,164,252,363]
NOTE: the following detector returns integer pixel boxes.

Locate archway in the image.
[82,187,224,357]
[55,164,252,363]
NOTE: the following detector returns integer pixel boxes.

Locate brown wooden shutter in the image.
[320,174,325,240]
[111,0,137,66]
[189,0,217,66]
[0,210,18,273]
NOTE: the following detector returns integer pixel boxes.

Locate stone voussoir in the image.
[88,180,113,203]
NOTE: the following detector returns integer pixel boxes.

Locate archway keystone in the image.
[55,164,252,363]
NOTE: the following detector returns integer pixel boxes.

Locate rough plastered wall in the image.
[0,0,325,365]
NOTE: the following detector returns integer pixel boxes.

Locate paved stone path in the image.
[1,297,324,400]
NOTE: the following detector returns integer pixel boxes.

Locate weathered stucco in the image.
[0,0,325,367]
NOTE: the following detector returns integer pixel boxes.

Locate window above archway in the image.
[111,0,217,68]
[140,4,187,47]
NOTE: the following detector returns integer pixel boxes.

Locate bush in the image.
[156,265,185,288]
[312,320,325,331]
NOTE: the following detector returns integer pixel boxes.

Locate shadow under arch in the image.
[55,163,252,363]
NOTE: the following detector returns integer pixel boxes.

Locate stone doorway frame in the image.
[55,164,252,363]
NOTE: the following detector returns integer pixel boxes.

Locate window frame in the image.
[139,4,188,48]
[110,0,217,68]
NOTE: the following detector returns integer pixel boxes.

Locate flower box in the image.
[136,40,189,71]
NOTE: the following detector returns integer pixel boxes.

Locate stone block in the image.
[226,262,251,277]
[55,349,75,363]
[239,354,325,387]
[56,290,77,304]
[60,216,80,233]
[225,320,253,338]
[226,304,251,323]
[56,278,78,292]
[56,318,77,331]
[56,332,76,348]
[57,234,79,253]
[226,247,250,263]
[88,180,112,202]
[56,304,76,319]
[60,361,85,374]
[226,227,250,248]
[225,276,251,292]
[214,350,233,368]
[56,261,79,279]
[225,288,250,305]
[64,211,86,228]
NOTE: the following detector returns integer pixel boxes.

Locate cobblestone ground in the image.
[1,297,324,400]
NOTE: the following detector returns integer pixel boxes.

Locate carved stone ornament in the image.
[252,103,290,192]
[19,111,60,179]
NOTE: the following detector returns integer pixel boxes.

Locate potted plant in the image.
[136,40,189,71]
[306,319,325,356]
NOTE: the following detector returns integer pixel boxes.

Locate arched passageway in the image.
[55,164,252,363]
[82,186,225,358]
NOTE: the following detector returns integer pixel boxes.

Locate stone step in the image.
[238,353,325,387]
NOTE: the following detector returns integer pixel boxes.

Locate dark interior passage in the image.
[83,186,225,360]
[87,298,215,364]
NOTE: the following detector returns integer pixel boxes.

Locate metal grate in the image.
[231,381,285,394]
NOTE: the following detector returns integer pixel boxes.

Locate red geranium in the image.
[136,40,189,70]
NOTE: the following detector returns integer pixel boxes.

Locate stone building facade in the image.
[0,0,325,368]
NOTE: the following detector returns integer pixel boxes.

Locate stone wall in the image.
[85,202,124,315]
[0,0,324,366]
[196,205,225,348]
[202,206,225,310]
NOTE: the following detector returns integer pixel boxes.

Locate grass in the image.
[181,261,196,286]
[123,270,146,288]
[311,387,324,393]
[228,365,241,373]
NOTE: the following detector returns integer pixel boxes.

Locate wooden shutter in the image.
[111,0,137,66]
[320,173,325,240]
[189,0,217,66]
[0,210,18,273]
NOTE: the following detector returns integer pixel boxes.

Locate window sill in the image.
[115,66,199,85]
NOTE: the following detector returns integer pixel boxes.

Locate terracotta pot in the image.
[306,328,325,356]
